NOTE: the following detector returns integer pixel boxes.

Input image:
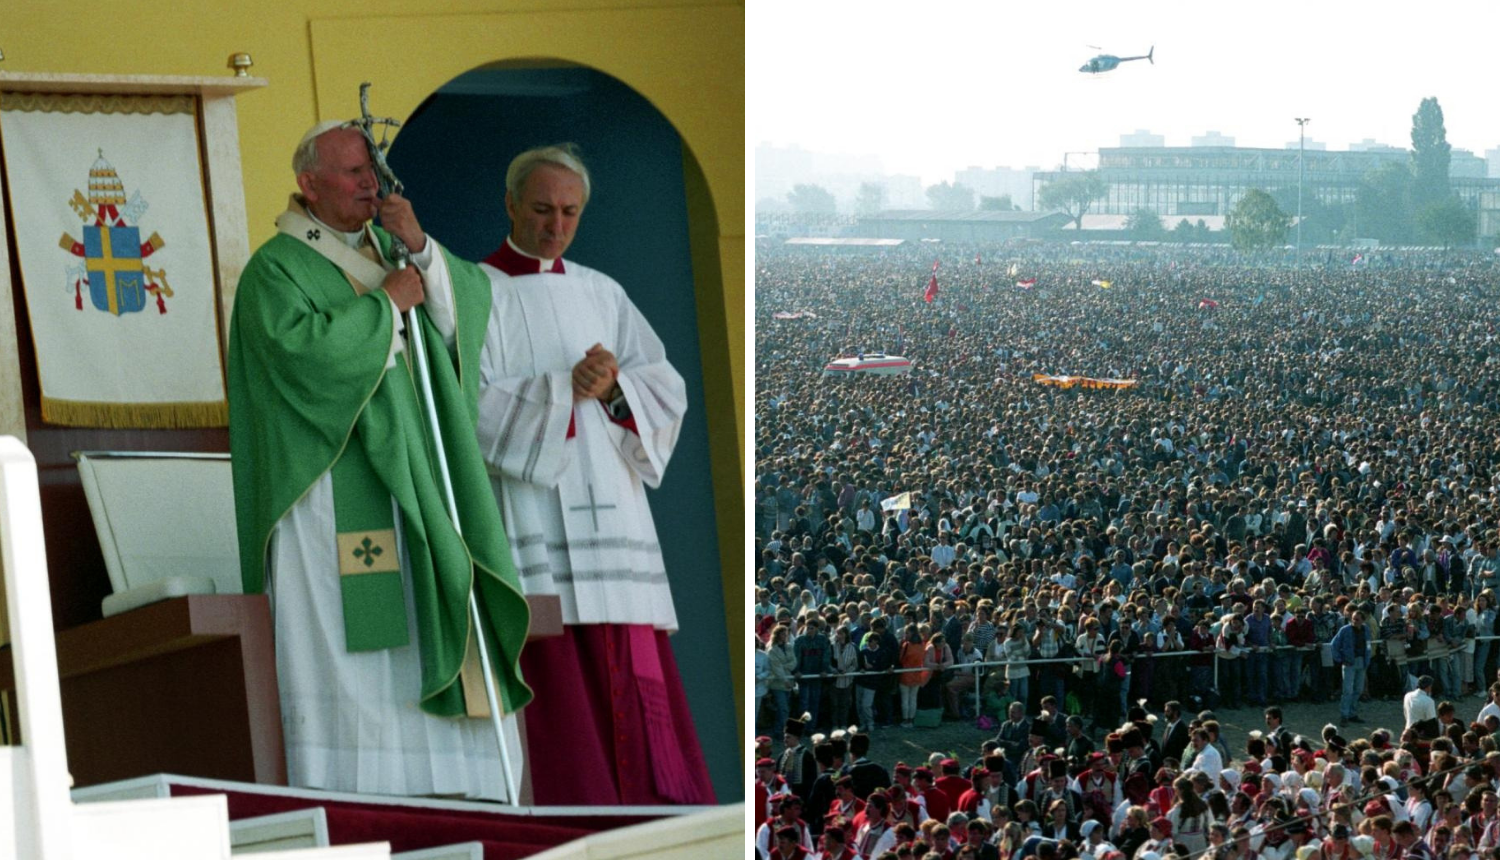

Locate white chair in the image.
[230,807,329,854]
[73,451,241,618]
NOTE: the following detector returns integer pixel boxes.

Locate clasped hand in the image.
[573,343,618,402]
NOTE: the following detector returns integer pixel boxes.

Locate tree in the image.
[1126,208,1167,240]
[926,181,976,211]
[1417,195,1476,248]
[1037,172,1108,230]
[1173,218,1195,240]
[855,182,887,216]
[1226,189,1290,251]
[1411,96,1452,212]
[756,196,790,215]
[787,183,837,214]
[1354,162,1415,245]
[1269,185,1346,246]
[979,194,1016,211]
[1194,219,1213,243]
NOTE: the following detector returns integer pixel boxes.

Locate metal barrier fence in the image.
[769,634,1500,723]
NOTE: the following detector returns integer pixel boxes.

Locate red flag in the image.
[1198,299,1219,309]
[932,258,941,273]
[924,274,939,303]
[1016,277,1036,289]
[975,253,982,266]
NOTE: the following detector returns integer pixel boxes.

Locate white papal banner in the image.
[0,92,226,427]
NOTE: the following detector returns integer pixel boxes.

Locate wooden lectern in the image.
[0,592,562,788]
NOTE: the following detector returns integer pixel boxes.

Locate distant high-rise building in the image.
[1348,138,1402,152]
[1486,147,1500,179]
[954,165,1039,210]
[1191,131,1235,148]
[754,141,886,212]
[1118,129,1164,147]
[1451,148,1487,179]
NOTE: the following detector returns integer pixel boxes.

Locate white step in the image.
[392,843,484,860]
[523,803,743,860]
[231,807,329,853]
[245,844,390,859]
[69,794,232,860]
[72,774,172,804]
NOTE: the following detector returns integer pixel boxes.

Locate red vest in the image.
[922,787,952,824]
[936,774,970,810]
[825,796,864,824]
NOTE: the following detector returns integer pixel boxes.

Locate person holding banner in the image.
[227,121,532,800]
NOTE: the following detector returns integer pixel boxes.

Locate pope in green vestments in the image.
[227,123,530,798]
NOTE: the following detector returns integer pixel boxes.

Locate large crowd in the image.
[751,240,1500,859]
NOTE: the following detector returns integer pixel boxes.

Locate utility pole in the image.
[1294,117,1310,262]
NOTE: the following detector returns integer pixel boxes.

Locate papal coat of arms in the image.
[58,149,173,315]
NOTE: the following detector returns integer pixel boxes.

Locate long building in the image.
[1034,145,1500,239]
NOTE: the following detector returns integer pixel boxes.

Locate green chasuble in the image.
[227,225,533,718]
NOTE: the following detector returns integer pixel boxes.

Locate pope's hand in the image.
[382,267,425,312]
[379,193,426,254]
[572,343,618,402]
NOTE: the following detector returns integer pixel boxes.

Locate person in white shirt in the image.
[1404,675,1438,734]
[929,531,957,568]
[1404,779,1433,831]
[1188,728,1223,783]
[1478,683,1500,725]
[855,499,876,533]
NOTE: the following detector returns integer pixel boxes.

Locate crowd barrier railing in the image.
[770,633,1500,725]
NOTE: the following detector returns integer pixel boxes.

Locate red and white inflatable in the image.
[823,353,913,376]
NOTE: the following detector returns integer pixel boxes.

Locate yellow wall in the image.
[2,0,745,745]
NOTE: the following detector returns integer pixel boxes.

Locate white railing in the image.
[0,435,71,859]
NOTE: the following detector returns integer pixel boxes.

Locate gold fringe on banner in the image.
[40,397,227,429]
[0,92,195,116]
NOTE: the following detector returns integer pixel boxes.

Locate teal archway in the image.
[387,63,737,802]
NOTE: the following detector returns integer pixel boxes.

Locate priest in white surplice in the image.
[474,144,714,805]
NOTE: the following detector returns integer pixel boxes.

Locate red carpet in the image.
[168,783,668,858]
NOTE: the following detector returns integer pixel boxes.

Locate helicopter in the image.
[1078,45,1154,74]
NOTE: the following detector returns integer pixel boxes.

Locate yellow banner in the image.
[1032,374,1138,390]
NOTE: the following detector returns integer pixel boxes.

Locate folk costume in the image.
[475,238,711,804]
[757,817,814,859]
[228,198,531,800]
[1077,761,1123,824]
[779,716,818,803]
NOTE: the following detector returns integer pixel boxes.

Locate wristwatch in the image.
[605,385,632,421]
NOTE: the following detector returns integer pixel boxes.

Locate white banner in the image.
[880,492,912,512]
[0,92,226,427]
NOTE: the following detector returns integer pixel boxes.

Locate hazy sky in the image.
[748,1,1500,186]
